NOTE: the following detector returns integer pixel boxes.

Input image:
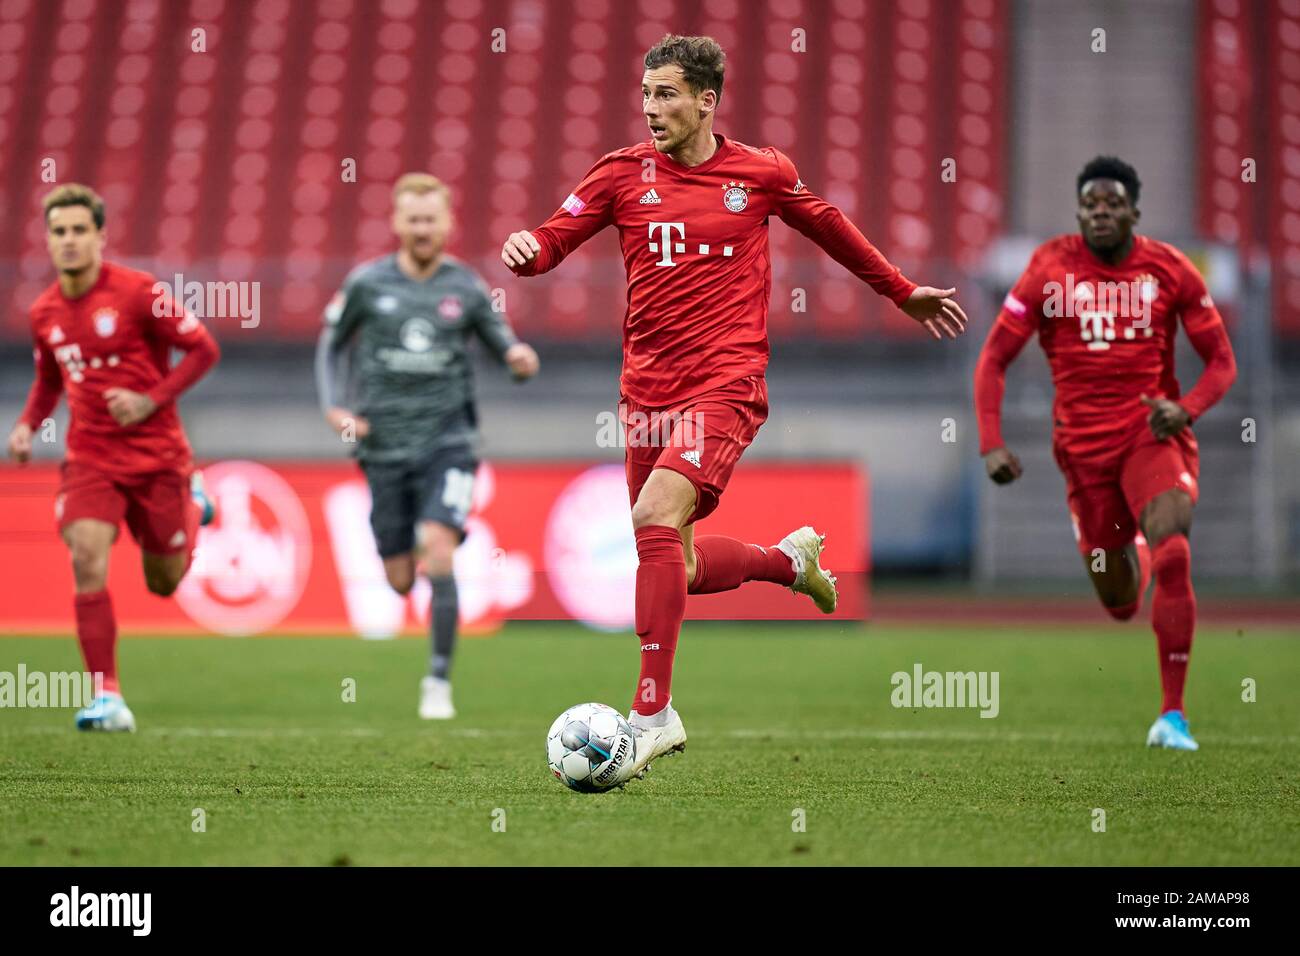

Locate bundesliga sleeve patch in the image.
[1003,292,1027,315]
[561,193,587,216]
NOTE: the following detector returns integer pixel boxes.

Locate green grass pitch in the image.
[1,623,1297,866]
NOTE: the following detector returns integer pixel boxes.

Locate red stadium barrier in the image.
[0,460,867,636]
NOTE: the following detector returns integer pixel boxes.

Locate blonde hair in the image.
[43,183,105,228]
[392,172,450,205]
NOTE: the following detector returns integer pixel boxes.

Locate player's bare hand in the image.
[501,230,540,269]
[1140,394,1190,441]
[984,447,1023,485]
[103,387,157,426]
[504,342,540,381]
[902,287,968,340]
[7,422,33,464]
[325,406,370,439]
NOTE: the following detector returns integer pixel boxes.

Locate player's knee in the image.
[385,568,415,596]
[69,544,109,589]
[419,526,458,577]
[631,497,679,529]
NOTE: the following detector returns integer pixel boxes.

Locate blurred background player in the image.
[5,184,219,732]
[316,172,539,720]
[502,35,968,781]
[974,156,1237,751]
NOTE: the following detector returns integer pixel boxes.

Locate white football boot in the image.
[776,526,838,614]
[75,692,136,732]
[621,704,687,783]
[418,676,456,720]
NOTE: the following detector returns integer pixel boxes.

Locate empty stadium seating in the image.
[2,0,1009,342]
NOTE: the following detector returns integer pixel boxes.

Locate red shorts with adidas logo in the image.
[56,460,195,554]
[621,374,769,525]
[1054,424,1199,555]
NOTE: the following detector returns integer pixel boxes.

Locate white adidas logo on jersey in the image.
[639,188,662,205]
[680,449,701,468]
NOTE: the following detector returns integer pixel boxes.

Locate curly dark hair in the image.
[1076,155,1141,206]
[643,34,726,100]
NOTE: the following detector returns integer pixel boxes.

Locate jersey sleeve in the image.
[996,246,1050,335]
[468,276,518,361]
[1172,254,1221,336]
[18,319,63,431]
[315,268,368,410]
[138,275,220,407]
[508,153,617,277]
[1171,256,1237,421]
[971,247,1051,454]
[768,148,917,307]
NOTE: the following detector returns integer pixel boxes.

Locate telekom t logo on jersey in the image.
[647,222,735,267]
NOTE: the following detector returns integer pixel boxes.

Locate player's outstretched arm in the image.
[501,230,540,270]
[974,315,1034,485]
[768,147,966,339]
[901,286,969,340]
[501,156,616,278]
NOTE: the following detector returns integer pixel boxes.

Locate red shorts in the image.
[56,460,195,554]
[1054,426,1199,555]
[622,374,769,524]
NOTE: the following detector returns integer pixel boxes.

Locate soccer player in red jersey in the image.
[974,156,1237,751]
[5,184,220,732]
[501,36,967,782]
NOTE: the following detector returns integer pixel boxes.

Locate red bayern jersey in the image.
[19,260,220,474]
[509,135,916,406]
[988,233,1227,459]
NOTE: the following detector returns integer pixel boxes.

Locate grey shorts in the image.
[359,446,478,558]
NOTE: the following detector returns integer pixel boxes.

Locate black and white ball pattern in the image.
[546,702,636,793]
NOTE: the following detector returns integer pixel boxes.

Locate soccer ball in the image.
[546,702,637,793]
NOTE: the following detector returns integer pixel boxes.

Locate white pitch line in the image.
[725,728,1300,745]
[5,726,1294,746]
[3,726,383,738]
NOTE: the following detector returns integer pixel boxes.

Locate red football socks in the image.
[74,589,119,695]
[688,535,796,594]
[632,525,686,718]
[1151,534,1195,714]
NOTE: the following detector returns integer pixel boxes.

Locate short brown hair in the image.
[43,183,105,229]
[392,172,450,205]
[644,34,725,100]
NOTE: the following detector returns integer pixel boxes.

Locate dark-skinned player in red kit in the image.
[974,156,1237,751]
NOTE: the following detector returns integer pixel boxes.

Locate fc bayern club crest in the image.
[437,295,463,321]
[92,308,117,337]
[722,180,750,213]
